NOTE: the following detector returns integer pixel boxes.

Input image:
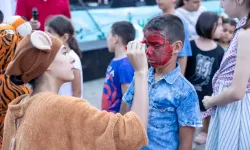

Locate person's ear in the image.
[172,40,183,54]
[113,34,119,44]
[61,33,69,43]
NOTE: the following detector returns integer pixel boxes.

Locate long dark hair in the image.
[243,1,250,29]
[175,0,185,9]
[45,15,82,57]
[196,11,220,39]
[223,18,237,27]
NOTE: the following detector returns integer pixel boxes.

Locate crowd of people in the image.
[0,0,250,149]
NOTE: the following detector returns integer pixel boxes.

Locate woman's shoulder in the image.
[32,92,87,105]
[32,92,91,114]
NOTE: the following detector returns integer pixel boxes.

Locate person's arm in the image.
[126,41,149,129]
[15,0,40,30]
[120,101,130,115]
[203,29,250,109]
[120,79,135,115]
[72,69,82,98]
[62,41,149,149]
[130,72,148,128]
[177,91,202,149]
[178,57,188,74]
[119,61,134,115]
[120,84,130,115]
[179,126,195,150]
[121,83,130,95]
[56,95,148,150]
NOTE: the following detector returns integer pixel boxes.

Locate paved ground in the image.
[83,78,205,150]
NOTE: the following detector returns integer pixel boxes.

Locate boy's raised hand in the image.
[126,41,148,73]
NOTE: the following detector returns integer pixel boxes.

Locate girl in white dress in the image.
[45,15,83,98]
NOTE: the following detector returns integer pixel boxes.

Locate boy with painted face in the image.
[122,15,202,150]
[156,0,192,74]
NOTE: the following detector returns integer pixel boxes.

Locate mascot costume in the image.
[0,16,32,147]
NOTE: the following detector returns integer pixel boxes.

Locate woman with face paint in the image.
[185,11,225,145]
[123,15,202,150]
[201,0,250,148]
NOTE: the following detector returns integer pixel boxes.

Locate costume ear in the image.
[30,31,52,51]
[16,22,32,37]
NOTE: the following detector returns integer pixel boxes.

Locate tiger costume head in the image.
[0,24,18,72]
[0,16,32,72]
[5,16,32,42]
[0,16,32,146]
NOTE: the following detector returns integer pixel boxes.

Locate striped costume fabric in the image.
[0,24,31,148]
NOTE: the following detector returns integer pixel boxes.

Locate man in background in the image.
[15,0,71,31]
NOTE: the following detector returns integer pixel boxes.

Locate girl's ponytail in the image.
[46,15,82,58]
[68,36,82,58]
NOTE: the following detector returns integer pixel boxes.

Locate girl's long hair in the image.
[46,15,82,57]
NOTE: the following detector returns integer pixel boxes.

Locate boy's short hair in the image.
[196,11,219,39]
[143,14,185,44]
[0,10,3,24]
[111,21,135,46]
[223,18,237,27]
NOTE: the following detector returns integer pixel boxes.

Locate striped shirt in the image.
[212,16,248,94]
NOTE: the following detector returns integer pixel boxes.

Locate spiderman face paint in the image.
[144,30,174,68]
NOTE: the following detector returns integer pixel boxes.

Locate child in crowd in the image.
[102,21,135,113]
[185,11,225,145]
[45,15,84,98]
[122,14,202,150]
[218,18,237,50]
[156,0,192,74]
[175,0,205,39]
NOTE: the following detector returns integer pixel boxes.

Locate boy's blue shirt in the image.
[123,64,202,150]
[177,14,192,57]
[102,57,134,113]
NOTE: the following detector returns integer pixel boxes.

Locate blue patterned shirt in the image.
[123,64,202,150]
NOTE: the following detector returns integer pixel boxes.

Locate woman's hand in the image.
[126,41,148,73]
[202,96,214,109]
